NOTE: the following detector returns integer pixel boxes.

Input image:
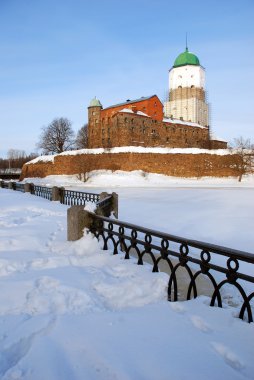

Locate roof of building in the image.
[89,97,102,107]
[103,95,160,110]
[173,48,200,68]
[118,108,151,117]
[163,117,206,129]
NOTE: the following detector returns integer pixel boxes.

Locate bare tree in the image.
[0,150,37,171]
[76,124,88,149]
[7,149,26,170]
[230,137,254,182]
[38,118,75,154]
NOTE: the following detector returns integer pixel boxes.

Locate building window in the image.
[178,86,182,89]
[102,129,105,134]
[166,137,169,142]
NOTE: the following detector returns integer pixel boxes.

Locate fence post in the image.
[0,180,4,188]
[67,206,93,241]
[112,192,118,218]
[24,183,32,193]
[8,182,14,190]
[52,186,62,202]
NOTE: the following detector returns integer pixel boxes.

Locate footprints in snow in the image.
[45,222,64,252]
[211,342,245,372]
[170,302,245,373]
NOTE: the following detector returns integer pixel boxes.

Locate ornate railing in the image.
[90,214,254,322]
[60,189,100,206]
[13,183,25,192]
[1,181,9,189]
[31,185,52,201]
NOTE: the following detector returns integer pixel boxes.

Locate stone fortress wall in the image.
[21,150,240,180]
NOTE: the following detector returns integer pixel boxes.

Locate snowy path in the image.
[0,188,254,379]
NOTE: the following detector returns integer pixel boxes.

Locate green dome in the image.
[173,48,200,68]
[89,97,102,107]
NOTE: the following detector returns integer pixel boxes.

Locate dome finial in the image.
[185,32,188,52]
[89,97,102,107]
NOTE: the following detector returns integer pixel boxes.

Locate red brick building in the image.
[87,95,227,150]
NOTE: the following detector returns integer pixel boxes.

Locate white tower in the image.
[164,47,209,127]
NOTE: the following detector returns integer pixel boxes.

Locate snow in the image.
[55,146,231,157]
[22,170,254,189]
[27,155,55,164]
[118,108,133,113]
[1,177,254,378]
[210,133,227,142]
[118,108,150,117]
[163,117,207,129]
[25,147,233,164]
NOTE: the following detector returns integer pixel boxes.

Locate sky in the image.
[0,0,253,158]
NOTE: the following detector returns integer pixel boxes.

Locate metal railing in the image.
[31,185,53,201]
[1,181,9,189]
[90,214,254,322]
[60,189,100,206]
[13,183,25,192]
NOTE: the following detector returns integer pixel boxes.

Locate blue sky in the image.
[0,0,253,157]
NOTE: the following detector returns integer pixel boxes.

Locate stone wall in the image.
[21,151,240,180]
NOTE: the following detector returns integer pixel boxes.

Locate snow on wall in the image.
[27,155,55,164]
[58,146,232,157]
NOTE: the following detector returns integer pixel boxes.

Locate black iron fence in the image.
[60,189,100,206]
[31,185,53,201]
[1,181,9,189]
[1,179,254,321]
[89,213,254,322]
[13,183,25,192]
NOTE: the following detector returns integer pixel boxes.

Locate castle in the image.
[87,47,227,150]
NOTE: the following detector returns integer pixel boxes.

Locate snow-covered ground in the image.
[23,171,254,252]
[1,174,254,379]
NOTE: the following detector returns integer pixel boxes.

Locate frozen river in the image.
[67,185,254,253]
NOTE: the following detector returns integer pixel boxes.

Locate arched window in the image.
[178,86,182,89]
[191,85,195,88]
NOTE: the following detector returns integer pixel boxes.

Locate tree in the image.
[7,149,26,170]
[38,117,75,154]
[76,124,88,149]
[0,150,37,171]
[230,137,254,182]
